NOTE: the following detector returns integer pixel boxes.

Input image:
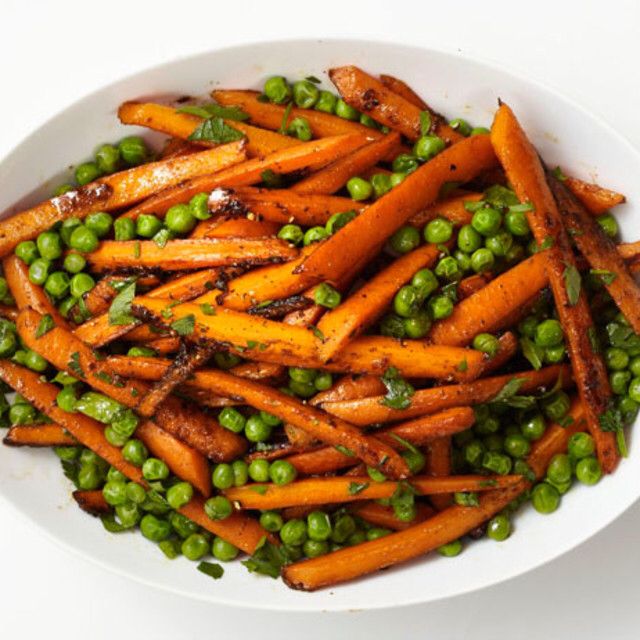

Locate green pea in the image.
[0,329,17,358]
[288,380,315,398]
[470,127,490,135]
[85,212,113,238]
[169,512,199,539]
[390,172,406,187]
[531,482,560,514]
[482,451,512,475]
[535,319,563,348]
[140,514,171,542]
[102,480,128,506]
[301,539,327,557]
[575,456,602,485]
[278,224,304,245]
[485,230,513,257]
[424,217,453,244]
[77,463,103,490]
[212,536,239,561]
[627,377,640,403]
[259,511,283,532]
[204,495,233,520]
[452,250,471,273]
[628,356,640,377]
[28,258,51,285]
[118,136,148,166]
[80,449,102,466]
[483,434,504,453]
[325,210,357,235]
[212,463,234,490]
[248,458,270,482]
[380,314,406,338]
[327,515,355,544]
[165,481,193,509]
[44,271,70,299]
[269,460,297,485]
[464,439,485,467]
[95,144,120,174]
[55,446,80,461]
[371,173,393,198]
[449,118,472,136]
[392,153,419,174]
[126,482,146,504]
[61,253,85,275]
[304,510,331,541]
[56,385,78,413]
[293,80,320,108]
[280,518,307,545]
[314,90,337,113]
[114,218,136,241]
[141,457,169,482]
[544,344,566,364]
[596,213,618,238]
[346,177,373,201]
[504,209,530,236]
[610,371,632,396]
[158,539,181,559]
[366,528,391,541]
[403,311,431,339]
[180,533,208,561]
[617,395,639,424]
[24,349,48,372]
[312,373,332,392]
[471,207,502,236]
[9,402,37,425]
[314,282,341,309]
[546,453,572,485]
[542,391,571,421]
[519,413,545,441]
[504,433,531,459]
[390,225,421,254]
[228,460,248,487]
[245,414,273,443]
[75,162,102,185]
[504,243,525,265]
[428,295,454,320]
[412,268,439,298]
[470,248,494,273]
[214,408,245,435]
[136,214,162,239]
[68,273,94,299]
[69,225,99,253]
[414,135,445,161]
[472,333,499,356]
[36,232,63,261]
[264,76,292,104]
[303,226,329,245]
[487,514,511,541]
[437,540,462,557]
[116,502,141,528]
[104,426,126,447]
[394,285,420,318]
[335,99,359,121]
[359,113,378,128]
[476,416,500,435]
[187,192,210,221]
[566,432,595,461]
[346,530,367,546]
[15,241,39,265]
[287,117,312,141]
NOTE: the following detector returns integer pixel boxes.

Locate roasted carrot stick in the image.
[130,297,487,381]
[282,401,586,590]
[18,309,246,463]
[292,133,402,195]
[426,438,453,510]
[429,251,550,346]
[3,424,76,447]
[225,474,520,510]
[84,237,297,273]
[232,187,364,226]
[616,241,640,260]
[0,304,18,321]
[144,336,181,354]
[0,142,247,258]
[379,74,429,109]
[122,134,369,219]
[3,254,70,328]
[285,407,476,476]
[321,364,572,425]
[316,244,441,361]
[564,176,626,215]
[329,65,462,143]
[548,174,640,334]
[159,138,200,160]
[309,374,386,406]
[229,361,284,381]
[72,490,111,516]
[118,101,299,158]
[408,192,480,228]
[190,217,280,239]
[457,273,492,299]
[294,134,497,284]
[350,501,434,531]
[212,89,382,140]
[491,102,618,473]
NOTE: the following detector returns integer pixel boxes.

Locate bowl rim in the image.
[1,36,639,612]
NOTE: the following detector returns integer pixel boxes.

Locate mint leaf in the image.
[380,367,414,410]
[109,281,136,326]
[170,314,195,336]
[563,264,581,306]
[189,117,244,143]
[197,561,224,579]
[520,337,543,370]
[178,103,249,121]
[348,481,369,495]
[35,314,56,338]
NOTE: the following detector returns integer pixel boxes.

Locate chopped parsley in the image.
[189,117,245,143]
[348,481,370,495]
[68,352,85,379]
[35,314,56,338]
[108,281,136,326]
[380,367,414,410]
[563,263,581,306]
[170,314,195,336]
[200,303,217,316]
[197,561,224,580]
[177,103,249,121]
[590,269,618,285]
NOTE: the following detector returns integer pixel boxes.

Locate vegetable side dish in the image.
[0,65,637,591]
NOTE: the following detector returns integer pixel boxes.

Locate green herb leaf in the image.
[35,314,56,338]
[552,166,568,181]
[109,281,137,326]
[152,227,172,248]
[484,185,519,208]
[464,200,487,213]
[457,359,468,372]
[261,169,284,188]
[348,481,369,495]
[588,327,600,354]
[100,513,128,533]
[489,377,537,409]
[170,314,195,337]
[334,444,355,457]
[310,325,325,341]
[200,303,217,316]
[520,337,543,370]
[419,111,432,136]
[590,269,618,285]
[68,352,85,379]
[390,481,417,522]
[197,561,224,579]
[563,264,581,306]
[478,479,498,488]
[279,102,294,135]
[606,322,640,352]
[60,458,79,487]
[249,484,268,495]
[389,433,420,455]
[537,237,555,252]
[380,367,415,410]
[189,117,245,143]
[133,241,141,259]
[178,103,249,121]
[305,75,321,84]
[241,541,294,579]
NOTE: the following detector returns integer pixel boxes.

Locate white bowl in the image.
[1,39,639,612]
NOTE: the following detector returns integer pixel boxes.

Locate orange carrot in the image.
[3,424,76,447]
[426,438,453,510]
[292,133,402,195]
[491,102,618,473]
[0,304,18,321]
[457,273,492,299]
[190,217,280,239]
[159,138,200,160]
[294,134,497,284]
[0,142,246,257]
[408,192,480,228]
[350,501,434,531]
[329,66,463,143]
[118,101,299,158]
[309,374,386,406]
[379,74,429,109]
[225,474,520,510]
[72,490,111,516]
[122,134,369,219]
[429,251,550,346]
[564,176,626,215]
[321,364,572,425]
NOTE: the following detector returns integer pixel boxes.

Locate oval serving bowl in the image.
[1,39,639,611]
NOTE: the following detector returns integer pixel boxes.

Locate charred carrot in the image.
[564,176,626,215]
[350,501,434,531]
[408,192,480,228]
[190,217,280,239]
[309,374,387,406]
[379,74,429,109]
[72,490,111,516]
[3,424,76,447]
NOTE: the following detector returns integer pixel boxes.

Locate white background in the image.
[2,0,640,637]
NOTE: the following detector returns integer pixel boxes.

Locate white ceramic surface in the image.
[1,39,639,612]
